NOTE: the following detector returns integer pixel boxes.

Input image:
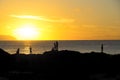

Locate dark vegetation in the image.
[0,43,120,80]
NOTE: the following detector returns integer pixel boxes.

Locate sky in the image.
[0,0,120,40]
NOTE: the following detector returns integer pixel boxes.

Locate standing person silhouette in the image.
[55,41,58,51]
[101,44,104,53]
[30,46,32,54]
[16,48,20,54]
[52,41,59,51]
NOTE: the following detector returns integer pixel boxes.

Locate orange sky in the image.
[0,0,120,40]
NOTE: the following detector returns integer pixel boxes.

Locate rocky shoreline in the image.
[0,48,120,80]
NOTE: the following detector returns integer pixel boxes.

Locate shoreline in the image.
[1,40,120,55]
[0,48,120,80]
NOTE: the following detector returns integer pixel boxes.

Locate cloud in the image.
[10,15,75,23]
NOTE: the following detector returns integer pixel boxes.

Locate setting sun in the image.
[0,0,120,40]
[14,24,40,40]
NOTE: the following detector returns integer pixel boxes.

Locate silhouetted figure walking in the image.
[16,48,20,54]
[30,46,32,54]
[101,44,104,53]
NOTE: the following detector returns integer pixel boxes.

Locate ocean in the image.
[0,40,120,55]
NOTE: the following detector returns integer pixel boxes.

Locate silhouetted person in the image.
[54,41,59,51]
[30,46,32,54]
[52,41,59,51]
[16,48,20,54]
[55,41,58,51]
[101,44,104,53]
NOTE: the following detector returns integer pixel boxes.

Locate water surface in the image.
[0,40,120,54]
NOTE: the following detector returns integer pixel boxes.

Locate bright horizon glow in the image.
[14,24,40,40]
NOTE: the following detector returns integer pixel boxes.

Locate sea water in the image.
[0,40,120,54]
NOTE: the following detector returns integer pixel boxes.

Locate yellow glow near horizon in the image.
[14,24,40,40]
[0,0,120,40]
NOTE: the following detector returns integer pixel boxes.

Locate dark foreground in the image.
[0,48,120,80]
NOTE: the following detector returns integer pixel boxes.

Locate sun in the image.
[14,24,40,40]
